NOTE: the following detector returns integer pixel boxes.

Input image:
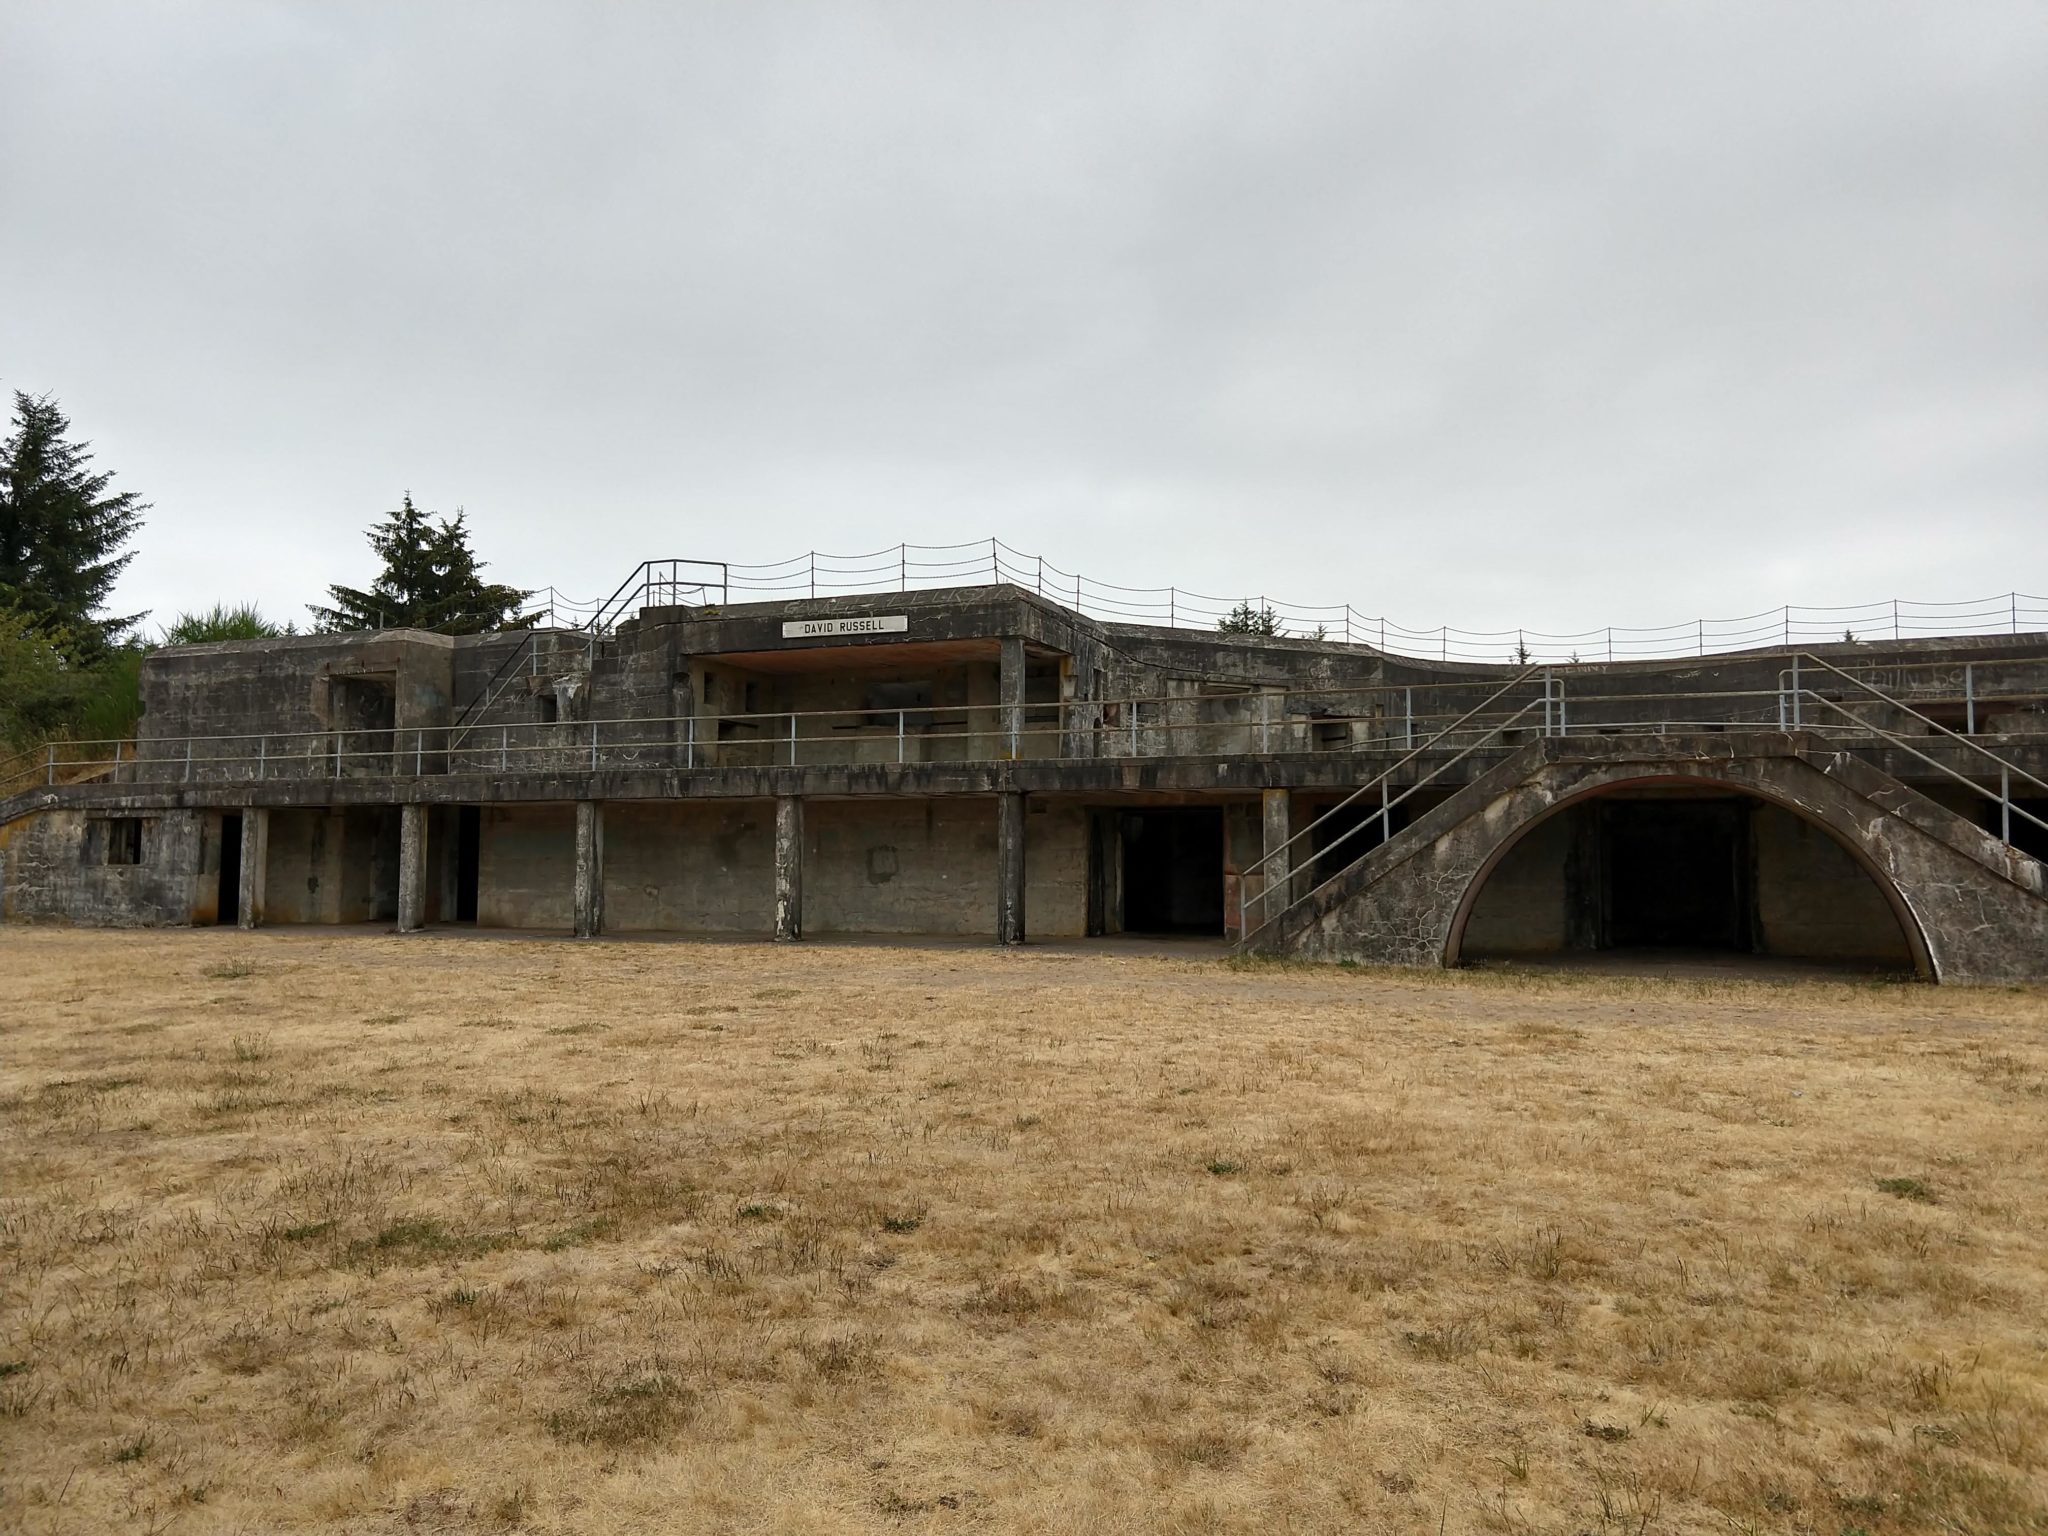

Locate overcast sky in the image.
[3,2,2043,641]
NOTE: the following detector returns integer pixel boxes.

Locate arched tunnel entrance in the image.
[1454,783,1922,974]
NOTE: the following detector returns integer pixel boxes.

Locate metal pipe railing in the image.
[11,657,2045,794]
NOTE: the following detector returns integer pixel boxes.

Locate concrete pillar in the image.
[397,802,428,933]
[999,635,1026,759]
[237,807,269,930]
[1261,788,1293,924]
[774,795,803,941]
[573,800,605,938]
[996,791,1026,944]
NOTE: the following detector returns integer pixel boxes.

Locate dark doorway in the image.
[1600,799,1750,950]
[454,805,481,922]
[217,812,243,926]
[1121,808,1224,934]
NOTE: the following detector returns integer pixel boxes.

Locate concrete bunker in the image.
[1453,781,1924,973]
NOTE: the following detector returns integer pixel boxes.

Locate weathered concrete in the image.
[1259,788,1293,926]
[0,808,204,926]
[478,804,575,930]
[774,794,803,941]
[1261,735,2048,984]
[238,807,269,929]
[573,800,605,938]
[996,791,1026,944]
[1000,635,1026,760]
[397,803,428,933]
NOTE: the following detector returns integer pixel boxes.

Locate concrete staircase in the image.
[1241,733,2048,984]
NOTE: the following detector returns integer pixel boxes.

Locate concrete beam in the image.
[999,634,1025,760]
[996,791,1026,944]
[774,794,802,941]
[573,799,605,938]
[237,807,269,930]
[1260,787,1292,925]
[397,802,428,932]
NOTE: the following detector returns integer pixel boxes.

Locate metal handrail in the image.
[28,665,2048,787]
[1791,653,2048,799]
[1234,667,1547,937]
[1792,689,2048,848]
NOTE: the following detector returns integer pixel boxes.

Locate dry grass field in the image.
[3,929,2047,1535]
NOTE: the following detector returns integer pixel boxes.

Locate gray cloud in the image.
[3,1,2042,639]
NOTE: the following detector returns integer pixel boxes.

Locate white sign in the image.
[781,615,909,639]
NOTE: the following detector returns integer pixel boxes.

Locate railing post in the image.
[1893,598,1900,640]
[113,739,122,782]
[1130,702,1139,756]
[1169,587,1176,627]
[256,736,265,780]
[1965,663,1976,734]
[46,744,55,785]
[2002,766,2012,845]
[1404,688,1414,750]
[416,730,424,776]
[685,714,695,770]
[790,712,798,766]
[1542,669,1552,735]
[335,733,342,777]
[897,709,906,764]
[1791,655,1801,728]
[500,725,508,773]
[184,741,193,782]
[590,722,599,772]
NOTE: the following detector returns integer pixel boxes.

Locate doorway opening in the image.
[216,811,243,926]
[1120,808,1224,934]
[455,805,481,922]
[1600,798,1749,950]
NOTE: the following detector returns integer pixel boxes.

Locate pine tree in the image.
[1218,601,1280,636]
[0,391,148,654]
[309,495,531,634]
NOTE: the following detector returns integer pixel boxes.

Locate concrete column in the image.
[237,807,269,930]
[573,800,605,938]
[996,791,1026,944]
[397,802,428,933]
[999,635,1026,759]
[774,795,803,941]
[1261,788,1293,924]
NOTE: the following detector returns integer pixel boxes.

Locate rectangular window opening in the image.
[101,817,145,866]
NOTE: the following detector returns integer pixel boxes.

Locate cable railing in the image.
[524,539,2048,663]
[14,655,2045,794]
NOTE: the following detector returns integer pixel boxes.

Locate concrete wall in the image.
[1460,809,1578,956]
[0,808,205,926]
[478,803,575,930]
[1753,804,1914,965]
[605,801,776,933]
[805,797,1087,937]
[262,807,400,924]
[461,795,1092,938]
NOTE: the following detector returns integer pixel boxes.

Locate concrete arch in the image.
[1280,740,2048,983]
[1439,769,1934,979]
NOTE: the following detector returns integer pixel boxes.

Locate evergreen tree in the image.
[0,391,148,654]
[309,496,530,633]
[1218,601,1280,636]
